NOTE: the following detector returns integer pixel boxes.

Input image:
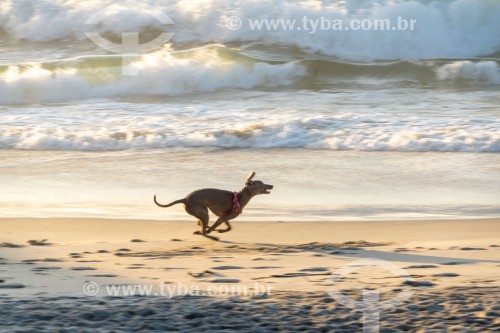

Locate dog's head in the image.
[245,172,273,195]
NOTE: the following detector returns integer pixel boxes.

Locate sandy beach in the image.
[1,218,498,332]
[2,0,499,332]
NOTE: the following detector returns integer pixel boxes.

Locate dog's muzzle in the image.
[262,185,273,194]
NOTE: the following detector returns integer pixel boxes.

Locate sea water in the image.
[1,0,499,220]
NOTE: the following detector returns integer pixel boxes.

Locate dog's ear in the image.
[245,171,256,185]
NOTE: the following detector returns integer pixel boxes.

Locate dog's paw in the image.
[217,229,230,233]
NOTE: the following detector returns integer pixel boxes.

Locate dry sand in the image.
[0,218,499,332]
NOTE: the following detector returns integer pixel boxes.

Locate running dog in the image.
[154,172,273,241]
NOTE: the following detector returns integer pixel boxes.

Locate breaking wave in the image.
[1,0,499,61]
[1,108,499,152]
[1,45,499,104]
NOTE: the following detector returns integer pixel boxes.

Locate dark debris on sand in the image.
[27,239,53,246]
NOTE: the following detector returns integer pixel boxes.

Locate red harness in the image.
[220,192,241,218]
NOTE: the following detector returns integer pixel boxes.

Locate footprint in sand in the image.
[127,264,149,270]
[0,283,25,289]
[252,258,279,261]
[70,267,96,271]
[432,273,460,277]
[403,280,435,287]
[31,267,62,272]
[460,247,486,251]
[440,262,468,265]
[29,258,65,263]
[405,265,438,269]
[0,242,25,248]
[210,278,241,283]
[266,271,333,278]
[299,267,329,272]
[211,266,244,270]
[394,248,413,252]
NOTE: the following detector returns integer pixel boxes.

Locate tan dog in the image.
[154,172,273,241]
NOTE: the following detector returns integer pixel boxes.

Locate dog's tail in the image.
[153,195,186,208]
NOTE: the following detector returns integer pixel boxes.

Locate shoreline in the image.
[2,149,499,223]
[1,217,499,244]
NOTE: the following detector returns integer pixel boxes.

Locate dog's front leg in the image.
[217,221,232,233]
[193,219,219,241]
[207,217,227,234]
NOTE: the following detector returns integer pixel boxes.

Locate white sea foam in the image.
[1,0,499,61]
[436,61,500,84]
[1,102,498,152]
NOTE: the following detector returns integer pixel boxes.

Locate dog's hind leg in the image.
[193,219,205,234]
[188,207,219,241]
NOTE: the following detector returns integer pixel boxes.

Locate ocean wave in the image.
[0,46,305,104]
[0,45,498,104]
[1,0,499,61]
[1,111,499,152]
